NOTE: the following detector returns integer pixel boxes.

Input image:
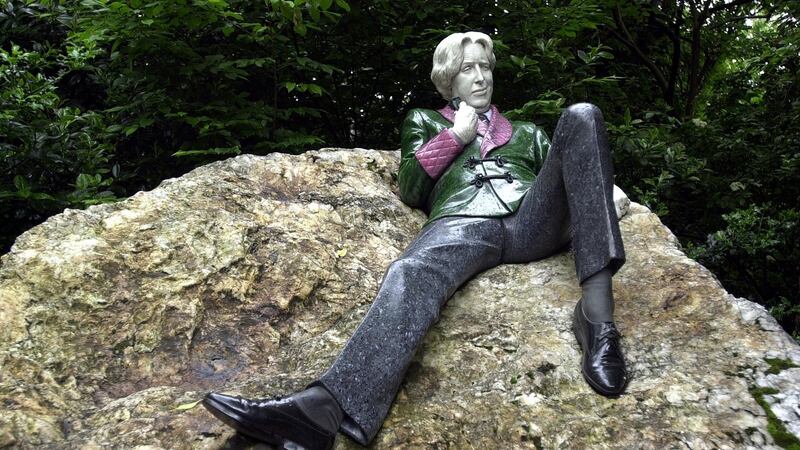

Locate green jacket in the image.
[398,107,551,225]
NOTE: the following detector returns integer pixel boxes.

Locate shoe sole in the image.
[202,396,332,450]
[572,302,626,397]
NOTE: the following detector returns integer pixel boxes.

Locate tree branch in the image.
[651,16,680,44]
[666,0,685,112]
[610,4,669,95]
[711,14,771,27]
[708,0,755,15]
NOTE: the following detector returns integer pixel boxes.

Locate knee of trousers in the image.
[382,257,449,322]
[557,103,610,158]
[563,102,602,122]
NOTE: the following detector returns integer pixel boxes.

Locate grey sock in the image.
[293,386,343,434]
[580,267,614,322]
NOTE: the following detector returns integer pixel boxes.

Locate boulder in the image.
[1,149,798,449]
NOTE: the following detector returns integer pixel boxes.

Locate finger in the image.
[459,101,467,110]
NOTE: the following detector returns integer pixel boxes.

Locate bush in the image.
[687,206,800,338]
[609,110,707,220]
[1,43,119,247]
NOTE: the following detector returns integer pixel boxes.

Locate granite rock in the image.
[1,148,798,449]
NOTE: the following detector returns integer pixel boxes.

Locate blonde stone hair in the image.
[430,31,496,100]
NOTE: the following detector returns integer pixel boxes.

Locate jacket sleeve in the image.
[398,109,460,209]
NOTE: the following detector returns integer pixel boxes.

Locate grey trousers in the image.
[309,103,625,445]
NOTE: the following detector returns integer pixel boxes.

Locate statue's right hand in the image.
[451,101,478,144]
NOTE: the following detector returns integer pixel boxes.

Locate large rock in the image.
[1,149,798,449]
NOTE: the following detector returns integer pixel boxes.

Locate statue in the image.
[202,31,628,450]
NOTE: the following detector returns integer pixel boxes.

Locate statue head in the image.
[431,31,496,113]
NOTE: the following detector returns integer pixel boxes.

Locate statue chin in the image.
[463,99,491,112]
[470,95,492,111]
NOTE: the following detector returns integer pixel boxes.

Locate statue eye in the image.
[461,66,472,73]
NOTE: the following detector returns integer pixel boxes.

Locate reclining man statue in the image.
[203,31,628,450]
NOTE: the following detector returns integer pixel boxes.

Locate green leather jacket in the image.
[398,107,551,225]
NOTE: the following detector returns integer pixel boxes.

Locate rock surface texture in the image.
[1,149,799,449]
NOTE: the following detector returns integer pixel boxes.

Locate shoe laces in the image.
[598,325,624,362]
[599,325,621,342]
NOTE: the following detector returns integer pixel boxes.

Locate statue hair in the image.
[430,31,496,100]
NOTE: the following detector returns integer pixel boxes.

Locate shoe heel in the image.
[572,301,585,350]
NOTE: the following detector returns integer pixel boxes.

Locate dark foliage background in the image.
[2,0,798,338]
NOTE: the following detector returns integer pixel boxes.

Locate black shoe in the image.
[202,392,336,450]
[572,298,628,396]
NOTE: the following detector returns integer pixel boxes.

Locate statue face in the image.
[451,42,493,112]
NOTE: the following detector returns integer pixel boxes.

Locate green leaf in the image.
[334,0,350,12]
[141,18,154,25]
[320,0,332,9]
[307,84,322,95]
[280,2,294,21]
[174,399,202,411]
[285,82,296,92]
[76,173,93,190]
[730,181,746,192]
[29,192,56,201]
[172,146,241,157]
[13,175,30,195]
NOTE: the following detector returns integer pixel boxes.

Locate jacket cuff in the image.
[415,129,464,179]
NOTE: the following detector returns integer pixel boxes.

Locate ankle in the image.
[294,386,343,434]
[580,268,614,322]
[580,301,614,324]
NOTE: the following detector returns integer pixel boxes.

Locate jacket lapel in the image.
[437,104,456,123]
[480,105,512,157]
[436,104,512,157]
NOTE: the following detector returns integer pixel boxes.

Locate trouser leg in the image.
[310,217,503,445]
[503,102,625,283]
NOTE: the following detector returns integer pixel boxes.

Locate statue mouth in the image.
[472,89,488,95]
